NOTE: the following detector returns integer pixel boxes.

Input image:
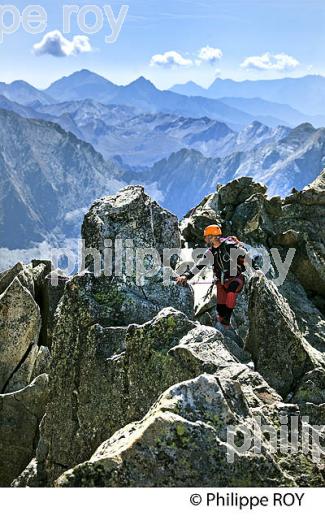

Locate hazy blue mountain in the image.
[0,108,125,249]
[45,69,119,102]
[0,95,290,166]
[218,97,325,127]
[0,95,44,120]
[123,123,325,217]
[0,80,54,106]
[171,81,206,97]
[171,75,325,116]
[42,70,281,128]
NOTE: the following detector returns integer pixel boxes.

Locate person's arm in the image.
[236,243,261,271]
[176,248,212,285]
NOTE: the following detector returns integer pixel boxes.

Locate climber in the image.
[176,225,248,329]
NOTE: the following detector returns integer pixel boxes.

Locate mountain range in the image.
[123,123,325,217]
[0,108,124,249]
[1,69,325,252]
[0,95,291,166]
[171,75,325,117]
[2,69,325,128]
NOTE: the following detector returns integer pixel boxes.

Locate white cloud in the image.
[150,51,193,68]
[240,52,300,71]
[33,30,93,57]
[197,46,223,65]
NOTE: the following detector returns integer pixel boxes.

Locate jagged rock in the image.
[5,343,51,394]
[273,170,325,298]
[217,178,280,246]
[229,193,277,245]
[180,192,220,247]
[285,169,325,206]
[279,272,325,353]
[25,311,254,486]
[246,275,325,397]
[29,260,53,346]
[5,343,40,393]
[45,269,70,346]
[55,372,323,488]
[290,368,325,425]
[11,458,40,488]
[0,277,41,392]
[54,375,286,487]
[0,260,62,351]
[0,260,52,299]
[15,275,325,488]
[185,171,325,310]
[218,177,267,212]
[0,262,52,393]
[82,185,180,271]
[30,260,52,292]
[0,374,48,486]
[30,346,51,380]
[7,174,325,489]
[0,262,34,297]
[33,308,198,484]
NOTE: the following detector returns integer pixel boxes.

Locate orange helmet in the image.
[203,225,222,237]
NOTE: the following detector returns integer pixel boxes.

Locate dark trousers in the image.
[216,274,244,326]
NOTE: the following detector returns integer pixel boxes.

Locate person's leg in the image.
[223,276,244,328]
[221,306,233,327]
[217,303,227,316]
[216,282,228,324]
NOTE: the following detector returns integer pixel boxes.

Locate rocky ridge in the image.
[0,175,324,487]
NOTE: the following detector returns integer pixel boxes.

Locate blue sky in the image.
[0,0,324,89]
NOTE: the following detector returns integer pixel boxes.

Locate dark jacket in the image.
[183,237,247,282]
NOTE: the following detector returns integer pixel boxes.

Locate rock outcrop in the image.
[0,277,41,393]
[55,374,291,487]
[0,260,65,485]
[246,275,325,397]
[4,177,325,488]
[82,185,180,271]
[0,375,48,486]
[36,307,197,484]
[180,192,220,248]
[55,366,323,487]
[291,368,325,425]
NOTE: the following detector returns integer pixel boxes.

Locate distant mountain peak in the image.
[46,69,115,92]
[10,79,33,87]
[65,69,104,79]
[127,76,157,91]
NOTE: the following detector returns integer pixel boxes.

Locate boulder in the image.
[82,185,180,271]
[180,192,220,248]
[0,260,64,351]
[291,368,325,425]
[246,275,325,397]
[34,307,198,484]
[0,262,34,297]
[218,177,267,210]
[279,272,325,353]
[0,374,48,486]
[273,170,325,298]
[4,343,40,393]
[55,372,323,487]
[0,277,41,392]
